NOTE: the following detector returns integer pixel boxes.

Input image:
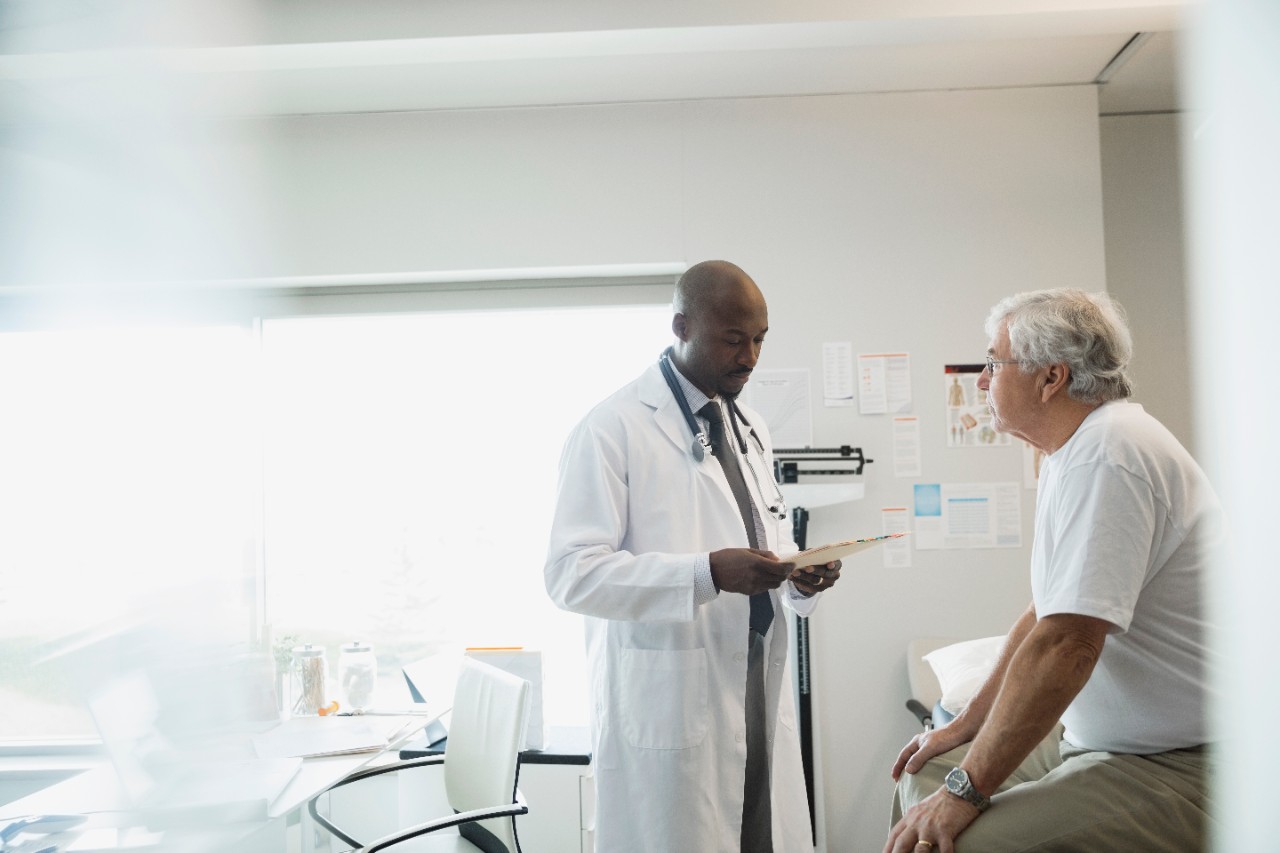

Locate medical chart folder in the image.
[789,532,907,568]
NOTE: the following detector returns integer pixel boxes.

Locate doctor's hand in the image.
[709,548,794,596]
[790,560,842,596]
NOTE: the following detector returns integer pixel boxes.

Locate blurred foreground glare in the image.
[1,2,278,751]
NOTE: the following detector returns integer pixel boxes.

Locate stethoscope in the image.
[658,349,788,521]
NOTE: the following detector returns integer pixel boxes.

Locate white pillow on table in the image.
[923,635,1005,715]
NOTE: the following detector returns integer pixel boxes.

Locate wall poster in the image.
[944,363,1009,447]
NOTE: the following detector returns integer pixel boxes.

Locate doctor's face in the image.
[675,287,769,399]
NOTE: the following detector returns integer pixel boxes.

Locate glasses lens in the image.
[985,356,995,373]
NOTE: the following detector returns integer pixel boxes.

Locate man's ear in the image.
[1041,363,1070,402]
[672,313,689,342]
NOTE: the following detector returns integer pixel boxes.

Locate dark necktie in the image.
[700,401,774,635]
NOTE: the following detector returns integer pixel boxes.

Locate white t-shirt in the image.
[1032,401,1223,753]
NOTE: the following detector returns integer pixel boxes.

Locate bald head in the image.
[670,260,769,399]
[674,260,761,321]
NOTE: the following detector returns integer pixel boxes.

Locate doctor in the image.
[545,260,841,853]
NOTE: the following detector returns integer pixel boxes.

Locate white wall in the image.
[262,102,685,276]
[239,84,1106,852]
[1100,112,1194,452]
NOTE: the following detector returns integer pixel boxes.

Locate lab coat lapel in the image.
[640,363,701,462]
[638,364,745,515]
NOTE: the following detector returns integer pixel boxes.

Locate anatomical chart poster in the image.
[944,363,1010,447]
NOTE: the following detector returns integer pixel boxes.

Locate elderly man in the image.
[886,289,1221,853]
[545,260,841,853]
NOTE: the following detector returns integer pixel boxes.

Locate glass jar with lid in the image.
[290,644,328,717]
[339,641,377,713]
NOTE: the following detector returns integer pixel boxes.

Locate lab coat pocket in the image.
[619,647,709,750]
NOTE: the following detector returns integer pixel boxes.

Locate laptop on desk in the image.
[88,672,302,828]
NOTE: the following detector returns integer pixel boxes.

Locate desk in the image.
[0,715,434,852]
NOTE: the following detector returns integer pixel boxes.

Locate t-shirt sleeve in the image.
[1036,460,1156,633]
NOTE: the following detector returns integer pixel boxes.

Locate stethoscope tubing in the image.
[658,350,787,521]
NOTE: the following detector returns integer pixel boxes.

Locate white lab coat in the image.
[545,362,819,853]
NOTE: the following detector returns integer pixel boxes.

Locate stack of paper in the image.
[252,717,388,760]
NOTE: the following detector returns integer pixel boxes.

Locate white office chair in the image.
[310,656,532,853]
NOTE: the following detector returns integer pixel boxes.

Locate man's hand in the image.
[884,788,982,853]
[790,560,842,595]
[709,548,793,595]
[891,720,974,782]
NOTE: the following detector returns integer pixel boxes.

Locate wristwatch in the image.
[944,767,991,812]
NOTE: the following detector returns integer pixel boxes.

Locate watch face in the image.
[944,767,990,811]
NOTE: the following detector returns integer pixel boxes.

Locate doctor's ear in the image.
[672,313,690,342]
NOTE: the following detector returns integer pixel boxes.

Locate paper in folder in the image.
[789,532,907,568]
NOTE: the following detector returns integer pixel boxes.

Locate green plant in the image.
[272,634,298,675]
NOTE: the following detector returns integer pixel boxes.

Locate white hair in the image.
[984,289,1134,403]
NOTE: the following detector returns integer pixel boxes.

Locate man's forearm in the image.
[960,613,1108,796]
[948,604,1038,736]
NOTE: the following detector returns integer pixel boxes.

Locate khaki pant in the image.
[891,726,1214,852]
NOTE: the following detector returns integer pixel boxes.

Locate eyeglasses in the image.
[984,356,1023,374]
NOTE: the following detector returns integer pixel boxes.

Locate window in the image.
[0,298,671,741]
[260,304,672,723]
[0,324,257,741]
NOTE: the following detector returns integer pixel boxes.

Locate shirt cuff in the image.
[694,554,718,606]
[787,580,816,600]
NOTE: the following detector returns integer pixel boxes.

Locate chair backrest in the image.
[445,657,532,853]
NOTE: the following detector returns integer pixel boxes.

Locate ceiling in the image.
[0,1,1185,121]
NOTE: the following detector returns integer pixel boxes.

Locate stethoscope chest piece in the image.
[691,440,705,463]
